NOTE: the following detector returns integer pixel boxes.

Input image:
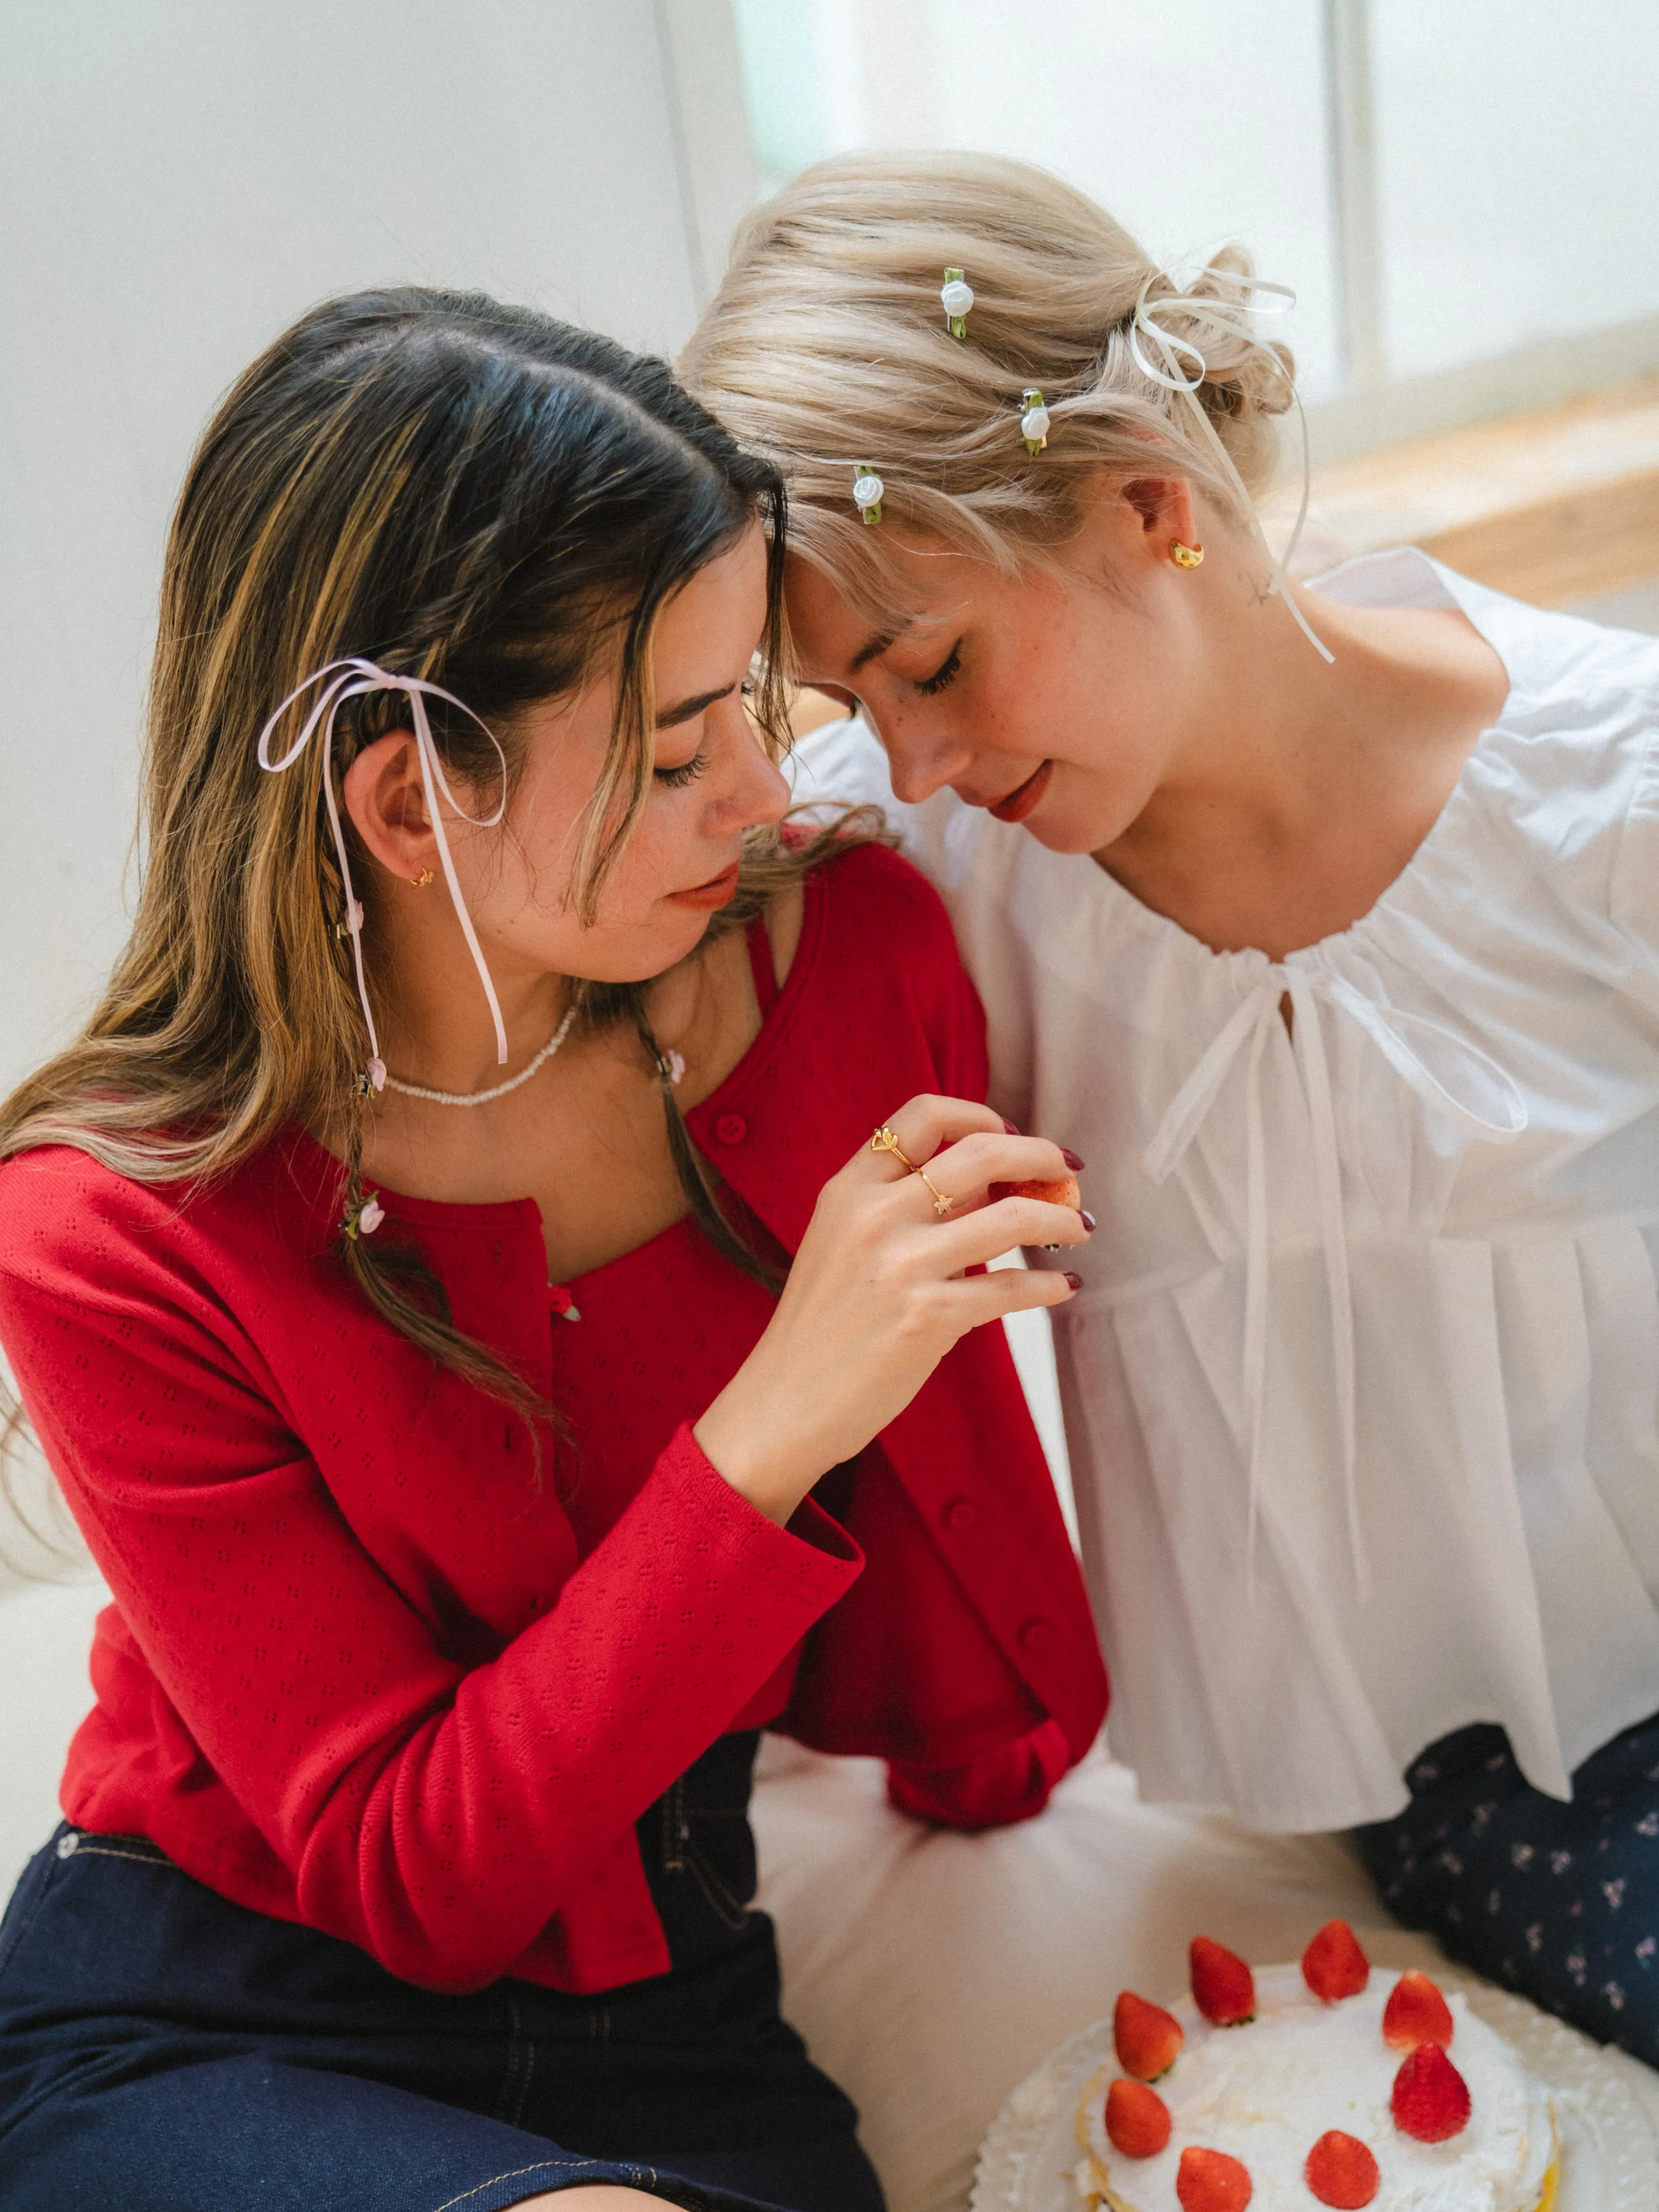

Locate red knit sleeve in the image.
[0,1167,859,1991]
[886,1718,1073,1830]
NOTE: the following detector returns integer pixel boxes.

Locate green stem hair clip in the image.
[1020,387,1051,456]
[853,463,885,526]
[940,267,974,341]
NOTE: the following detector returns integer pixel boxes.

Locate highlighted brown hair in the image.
[1,287,850,1471]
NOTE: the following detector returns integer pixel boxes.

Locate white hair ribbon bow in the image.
[256,658,511,1091]
[1130,272,1333,665]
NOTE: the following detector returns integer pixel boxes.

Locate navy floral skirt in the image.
[1356,1712,1659,2065]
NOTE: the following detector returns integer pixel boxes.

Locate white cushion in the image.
[752,1738,1448,2212]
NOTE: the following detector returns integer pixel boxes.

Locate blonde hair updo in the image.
[680,150,1298,629]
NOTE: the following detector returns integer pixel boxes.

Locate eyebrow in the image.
[850,630,899,672]
[655,682,736,729]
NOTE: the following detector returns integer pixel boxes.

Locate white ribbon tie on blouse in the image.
[1141,964,1529,1597]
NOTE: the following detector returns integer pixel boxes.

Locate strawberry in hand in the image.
[988,1176,1082,1211]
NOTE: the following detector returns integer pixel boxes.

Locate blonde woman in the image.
[0,287,1105,2211]
[684,151,1659,2061]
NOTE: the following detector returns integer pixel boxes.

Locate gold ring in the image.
[917,1168,953,1218]
[871,1124,918,1173]
[872,1126,953,1216]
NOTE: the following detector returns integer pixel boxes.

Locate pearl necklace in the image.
[383,1007,577,1107]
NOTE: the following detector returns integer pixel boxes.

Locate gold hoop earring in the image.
[409,868,435,888]
[1170,541,1205,569]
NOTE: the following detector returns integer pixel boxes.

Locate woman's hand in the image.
[694,1096,1087,1523]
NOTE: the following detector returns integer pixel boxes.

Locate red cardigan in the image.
[0,845,1106,1994]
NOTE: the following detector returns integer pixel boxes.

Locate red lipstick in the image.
[667,861,741,911]
[987,760,1053,823]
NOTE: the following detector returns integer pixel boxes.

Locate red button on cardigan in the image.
[0,845,1106,1993]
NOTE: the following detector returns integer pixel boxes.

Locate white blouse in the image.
[796,549,1659,1833]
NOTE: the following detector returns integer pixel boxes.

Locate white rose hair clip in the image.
[940,267,974,340]
[852,462,885,526]
[1019,387,1051,455]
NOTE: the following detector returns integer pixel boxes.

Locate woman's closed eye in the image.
[914,639,963,696]
[655,747,711,789]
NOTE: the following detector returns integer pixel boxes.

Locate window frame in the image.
[669,0,1659,465]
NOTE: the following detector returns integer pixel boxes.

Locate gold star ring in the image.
[870,1125,953,1216]
[916,1168,953,1217]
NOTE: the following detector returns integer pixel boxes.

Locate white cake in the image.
[1075,1963,1557,2212]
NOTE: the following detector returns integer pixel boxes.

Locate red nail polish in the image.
[1080,1210,1097,1232]
[1064,1271,1083,1292]
[1003,1119,1020,1135]
[1061,1147,1085,1170]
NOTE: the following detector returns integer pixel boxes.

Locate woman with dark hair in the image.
[0,288,1105,2212]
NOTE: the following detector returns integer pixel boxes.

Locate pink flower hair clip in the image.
[341,1191,385,1241]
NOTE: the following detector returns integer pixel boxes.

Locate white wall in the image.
[0,0,718,1096]
[0,0,721,1864]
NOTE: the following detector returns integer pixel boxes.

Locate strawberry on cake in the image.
[1075,1925,1557,2212]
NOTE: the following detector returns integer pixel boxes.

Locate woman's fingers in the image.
[932,1192,1089,1271]
[864,1094,1006,1184]
[956,1262,1083,1321]
[918,1127,1079,1211]
[696,1095,1087,1526]
[863,1101,1078,1213]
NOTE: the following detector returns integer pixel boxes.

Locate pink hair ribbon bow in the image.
[256,658,510,1092]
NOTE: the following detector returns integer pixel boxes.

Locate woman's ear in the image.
[1121,474,1199,552]
[341,730,437,883]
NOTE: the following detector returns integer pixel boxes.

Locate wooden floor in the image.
[1273,372,1659,617]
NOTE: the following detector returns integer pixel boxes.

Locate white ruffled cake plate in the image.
[970,1960,1659,2212]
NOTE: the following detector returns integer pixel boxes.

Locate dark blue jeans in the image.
[1356,1712,1659,2067]
[0,1734,884,2212]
